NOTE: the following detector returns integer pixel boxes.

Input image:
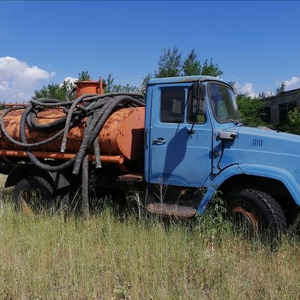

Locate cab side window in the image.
[160,89,185,123]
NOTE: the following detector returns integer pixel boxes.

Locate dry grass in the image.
[0,184,299,299]
[0,174,7,187]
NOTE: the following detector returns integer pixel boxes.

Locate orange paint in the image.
[75,78,106,97]
[0,149,124,164]
[0,107,145,161]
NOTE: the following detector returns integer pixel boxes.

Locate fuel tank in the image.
[0,107,145,161]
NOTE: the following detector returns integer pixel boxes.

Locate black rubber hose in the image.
[60,94,103,152]
[93,137,102,169]
[81,153,90,218]
[2,92,144,174]
[28,110,82,132]
[28,98,90,132]
[72,101,112,174]
[19,105,77,172]
[81,116,91,218]
[72,95,145,174]
[88,96,144,145]
[65,87,76,102]
[28,98,72,131]
[0,107,64,148]
[0,106,81,148]
[87,100,120,145]
[73,96,134,174]
[30,98,70,107]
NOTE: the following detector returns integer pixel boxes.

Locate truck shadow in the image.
[162,127,189,182]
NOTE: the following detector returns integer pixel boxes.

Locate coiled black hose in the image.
[0,92,145,215]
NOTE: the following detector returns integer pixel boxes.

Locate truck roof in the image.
[148,75,223,85]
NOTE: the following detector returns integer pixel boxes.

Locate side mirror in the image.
[188,82,206,123]
[191,82,205,100]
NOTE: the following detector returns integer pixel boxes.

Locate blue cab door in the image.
[148,84,213,187]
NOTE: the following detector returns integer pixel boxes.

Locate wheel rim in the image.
[230,203,259,237]
[18,189,51,215]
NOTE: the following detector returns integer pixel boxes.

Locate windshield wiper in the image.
[229,119,244,126]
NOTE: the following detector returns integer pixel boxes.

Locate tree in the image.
[33,70,91,101]
[104,73,115,93]
[236,94,266,127]
[33,79,75,101]
[112,83,139,93]
[103,73,139,93]
[182,49,201,76]
[155,46,182,78]
[276,82,286,95]
[201,58,223,77]
[283,108,300,135]
[258,91,267,99]
[78,71,91,81]
[154,47,223,78]
[139,73,152,95]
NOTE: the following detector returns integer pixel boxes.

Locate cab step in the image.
[117,174,143,182]
[146,203,196,218]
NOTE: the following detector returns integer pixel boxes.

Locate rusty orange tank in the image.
[0,106,145,162]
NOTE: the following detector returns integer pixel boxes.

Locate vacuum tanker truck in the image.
[1,75,300,240]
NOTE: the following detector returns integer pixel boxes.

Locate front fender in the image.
[197,164,300,214]
[197,165,244,214]
[239,164,300,206]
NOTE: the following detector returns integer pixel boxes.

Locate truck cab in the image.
[145,76,234,187]
[144,75,300,239]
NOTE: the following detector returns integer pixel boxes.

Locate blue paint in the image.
[144,75,300,212]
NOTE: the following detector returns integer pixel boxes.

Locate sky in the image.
[0,1,300,102]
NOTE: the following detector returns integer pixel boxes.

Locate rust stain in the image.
[0,106,145,161]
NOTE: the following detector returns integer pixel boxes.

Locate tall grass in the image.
[0,189,300,299]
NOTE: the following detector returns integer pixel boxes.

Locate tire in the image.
[225,188,287,244]
[12,175,55,215]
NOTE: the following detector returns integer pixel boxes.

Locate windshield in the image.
[208,83,241,123]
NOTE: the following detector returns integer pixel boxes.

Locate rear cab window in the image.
[160,89,185,123]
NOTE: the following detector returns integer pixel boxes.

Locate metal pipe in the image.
[0,150,124,164]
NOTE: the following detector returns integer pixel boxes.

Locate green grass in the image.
[0,185,300,299]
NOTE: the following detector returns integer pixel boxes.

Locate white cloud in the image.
[240,82,257,98]
[60,76,77,87]
[63,76,77,83]
[264,90,274,97]
[234,82,274,98]
[0,80,9,91]
[0,56,56,102]
[283,76,300,90]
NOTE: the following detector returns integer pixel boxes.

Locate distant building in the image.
[261,88,300,125]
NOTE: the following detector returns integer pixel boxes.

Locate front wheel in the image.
[225,188,287,243]
[12,175,55,215]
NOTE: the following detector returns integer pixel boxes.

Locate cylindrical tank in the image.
[0,107,145,161]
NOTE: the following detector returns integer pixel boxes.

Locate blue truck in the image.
[144,76,300,237]
[1,75,300,239]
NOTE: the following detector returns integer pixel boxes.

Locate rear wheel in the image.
[225,188,287,244]
[12,175,55,215]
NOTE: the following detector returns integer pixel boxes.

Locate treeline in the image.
[32,47,300,135]
[33,47,223,97]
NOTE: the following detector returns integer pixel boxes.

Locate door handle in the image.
[153,138,166,145]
